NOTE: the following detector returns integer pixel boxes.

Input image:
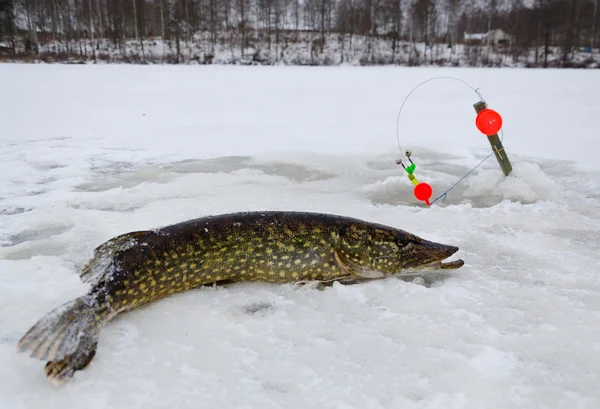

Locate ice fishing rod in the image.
[394,77,512,206]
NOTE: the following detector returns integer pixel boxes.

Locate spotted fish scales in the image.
[17,211,464,384]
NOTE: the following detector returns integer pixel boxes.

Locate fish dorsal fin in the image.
[333,231,386,280]
[80,231,146,286]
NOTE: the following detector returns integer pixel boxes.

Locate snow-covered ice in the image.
[1,64,599,409]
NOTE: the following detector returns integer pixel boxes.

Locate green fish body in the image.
[17,211,464,384]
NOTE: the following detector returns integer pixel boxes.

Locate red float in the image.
[475,108,503,136]
[414,182,433,206]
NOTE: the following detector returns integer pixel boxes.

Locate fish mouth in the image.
[399,242,465,274]
[424,258,465,270]
[398,257,464,276]
[421,244,464,270]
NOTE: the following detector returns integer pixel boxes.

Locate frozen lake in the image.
[1,64,599,409]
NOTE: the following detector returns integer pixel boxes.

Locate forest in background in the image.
[0,0,598,68]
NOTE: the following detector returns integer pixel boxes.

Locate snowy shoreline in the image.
[3,32,599,68]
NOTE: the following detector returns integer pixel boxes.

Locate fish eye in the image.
[395,234,410,248]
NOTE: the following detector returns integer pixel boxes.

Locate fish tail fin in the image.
[17,294,109,384]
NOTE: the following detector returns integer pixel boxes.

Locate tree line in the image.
[0,0,598,67]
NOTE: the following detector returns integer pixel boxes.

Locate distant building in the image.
[464,33,486,43]
[464,29,514,46]
[0,42,12,56]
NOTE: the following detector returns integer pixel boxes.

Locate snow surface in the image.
[1,64,599,409]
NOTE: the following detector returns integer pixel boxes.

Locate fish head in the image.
[355,225,465,277]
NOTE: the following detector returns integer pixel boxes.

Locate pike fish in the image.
[17,211,464,384]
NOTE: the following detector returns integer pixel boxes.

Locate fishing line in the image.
[394,76,506,205]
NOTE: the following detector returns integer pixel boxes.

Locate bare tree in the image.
[0,0,17,57]
[238,0,249,57]
[592,0,598,51]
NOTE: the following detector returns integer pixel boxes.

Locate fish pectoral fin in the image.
[294,275,355,291]
[350,267,387,279]
[337,277,383,286]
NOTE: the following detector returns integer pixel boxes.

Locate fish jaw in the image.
[396,239,464,275]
